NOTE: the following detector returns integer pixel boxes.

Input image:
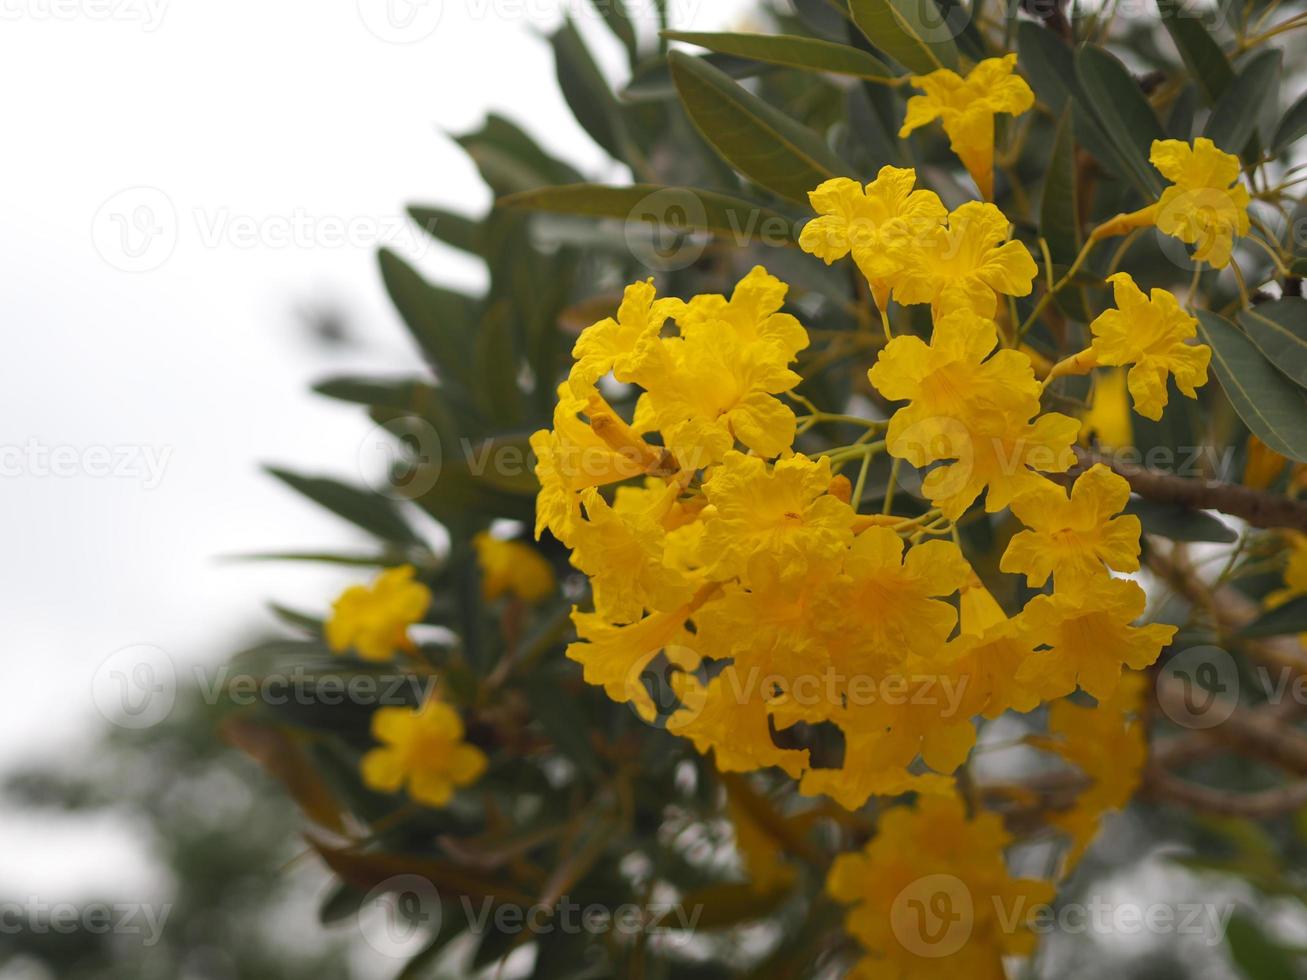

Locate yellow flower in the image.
[1080,367,1134,450]
[828,795,1054,978]
[361,700,487,807]
[1152,137,1251,268]
[1001,463,1142,588]
[1017,575,1176,700]
[947,574,1044,717]
[1089,272,1211,421]
[899,54,1035,199]
[676,265,808,354]
[473,532,555,604]
[700,451,854,586]
[325,565,431,661]
[799,167,947,308]
[568,485,695,624]
[568,278,684,397]
[870,308,1041,457]
[892,201,1038,318]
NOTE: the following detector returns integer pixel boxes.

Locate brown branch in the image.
[1073,447,1307,533]
[1144,766,1307,819]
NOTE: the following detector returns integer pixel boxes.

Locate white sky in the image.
[0,0,752,911]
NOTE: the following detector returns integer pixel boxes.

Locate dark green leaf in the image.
[474,301,525,427]
[588,0,637,64]
[1040,108,1081,267]
[1127,496,1238,543]
[265,467,422,545]
[848,0,960,74]
[1157,0,1234,104]
[663,31,894,80]
[1226,911,1298,980]
[378,248,475,394]
[454,114,584,196]
[407,205,482,255]
[552,18,630,163]
[623,52,771,101]
[1239,596,1307,639]
[1195,310,1307,463]
[1017,22,1074,113]
[1273,90,1307,156]
[1239,299,1307,389]
[1075,45,1166,195]
[1204,49,1282,157]
[669,50,851,203]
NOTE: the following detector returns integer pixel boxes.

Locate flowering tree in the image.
[228,1,1307,976]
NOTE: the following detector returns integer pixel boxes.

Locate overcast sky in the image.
[0,0,752,908]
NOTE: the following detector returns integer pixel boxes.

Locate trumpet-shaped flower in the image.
[326,565,431,661]
[1089,273,1211,421]
[1002,464,1142,588]
[892,202,1038,318]
[1152,137,1251,268]
[899,54,1035,199]
[361,700,487,807]
[675,265,808,355]
[799,167,947,307]
[568,278,684,396]
[473,532,556,603]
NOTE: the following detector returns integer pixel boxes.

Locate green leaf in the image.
[663,31,894,80]
[668,50,851,203]
[1196,310,1307,463]
[500,183,799,244]
[1156,0,1234,104]
[377,248,475,395]
[474,301,525,427]
[1239,596,1307,639]
[623,51,770,101]
[407,205,482,255]
[1040,108,1081,267]
[1239,299,1307,390]
[1226,911,1298,980]
[1204,49,1282,157]
[588,0,637,65]
[264,468,422,545]
[1126,497,1237,543]
[1075,45,1166,196]
[848,0,959,75]
[1017,22,1074,113]
[1273,90,1307,156]
[552,18,631,163]
[454,114,583,196]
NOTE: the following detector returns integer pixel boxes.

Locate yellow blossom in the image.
[325,565,431,661]
[699,451,855,587]
[361,700,487,807]
[1152,137,1251,268]
[568,278,684,397]
[1001,464,1142,588]
[828,795,1054,979]
[473,532,555,604]
[676,265,808,354]
[899,54,1035,199]
[892,201,1039,318]
[799,167,947,308]
[669,666,809,778]
[1080,367,1134,450]
[1089,272,1211,421]
[1017,575,1176,700]
[946,574,1044,717]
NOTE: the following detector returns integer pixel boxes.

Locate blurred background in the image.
[0,2,751,976]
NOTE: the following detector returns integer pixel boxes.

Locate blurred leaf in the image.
[669,50,851,203]
[1239,596,1307,639]
[848,0,959,74]
[1017,22,1074,113]
[265,467,422,545]
[794,0,852,38]
[1040,108,1081,266]
[552,18,632,163]
[501,182,799,243]
[1273,90,1307,156]
[1226,912,1298,980]
[408,205,483,256]
[526,671,601,778]
[221,717,348,833]
[1127,496,1238,543]
[663,31,894,80]
[230,550,401,567]
[378,248,475,399]
[1204,49,1282,157]
[474,301,526,427]
[652,882,791,930]
[454,114,584,196]
[1075,45,1166,195]
[624,52,771,101]
[1196,310,1307,463]
[1240,299,1307,389]
[1157,0,1234,104]
[588,0,638,65]
[311,840,536,905]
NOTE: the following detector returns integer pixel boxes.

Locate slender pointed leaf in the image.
[265,467,422,545]
[1075,45,1166,195]
[1239,299,1307,389]
[1204,49,1282,157]
[1273,90,1307,156]
[1239,596,1307,639]
[663,31,894,80]
[1157,0,1234,104]
[848,0,959,74]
